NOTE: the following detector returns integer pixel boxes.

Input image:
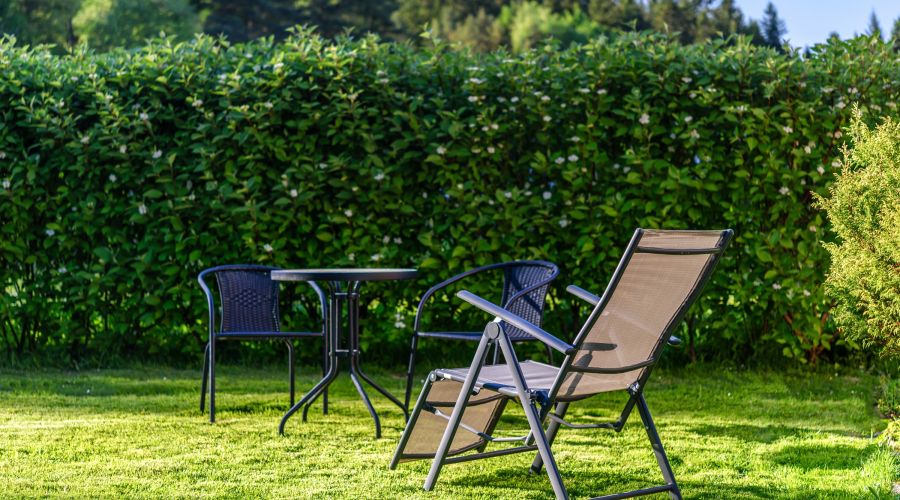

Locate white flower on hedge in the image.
[481,125,489,132]
[682,77,692,83]
[735,105,746,113]
[569,136,580,143]
[0,151,5,159]
[803,289,811,297]
[139,112,149,121]
[436,146,446,155]
[831,159,841,167]
[555,157,565,165]
[639,113,650,125]
[782,126,793,134]
[58,266,67,274]
[263,243,273,253]
[690,129,700,139]
[558,217,569,228]
[80,135,90,144]
[394,320,406,328]
[378,78,389,84]
[348,252,355,261]
[45,229,55,236]
[152,150,162,159]
[273,62,284,70]
[809,225,817,233]
[567,154,578,162]
[370,253,382,262]
[374,172,386,181]
[138,204,147,215]
[471,147,482,154]
[835,100,846,110]
[109,174,117,182]
[393,237,402,244]
[1,179,9,189]
[376,70,386,77]
[543,115,551,122]
[511,96,519,103]
[192,99,203,108]
[533,91,542,97]
[469,78,484,84]
[578,87,590,94]
[597,88,607,95]
[541,95,550,102]
[817,166,825,175]
[487,146,495,154]
[344,209,353,218]
[119,145,127,154]
[289,189,298,198]
[504,191,512,198]
[804,145,812,154]
[264,101,274,109]
[684,115,693,123]
[833,130,842,139]
[778,186,789,195]
[623,166,632,173]
[542,191,552,200]
[467,95,478,103]
[383,235,391,244]
[772,283,782,290]
[490,123,498,130]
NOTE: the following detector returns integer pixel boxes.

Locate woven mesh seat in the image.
[392,229,733,500]
[403,261,559,411]
[198,265,326,422]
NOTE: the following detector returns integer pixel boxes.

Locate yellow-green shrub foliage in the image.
[0,30,897,365]
[818,110,900,356]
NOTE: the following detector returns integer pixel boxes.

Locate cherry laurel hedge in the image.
[1,30,897,366]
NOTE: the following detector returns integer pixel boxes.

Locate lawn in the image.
[0,364,894,498]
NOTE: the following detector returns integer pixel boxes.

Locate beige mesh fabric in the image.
[398,378,507,461]
[556,230,724,401]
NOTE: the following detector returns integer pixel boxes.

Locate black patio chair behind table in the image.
[198,264,327,423]
[392,228,733,499]
[404,260,560,412]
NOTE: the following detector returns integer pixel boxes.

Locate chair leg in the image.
[530,401,569,473]
[404,334,419,413]
[285,339,295,407]
[200,342,210,413]
[636,393,681,500]
[391,371,435,469]
[546,344,554,365]
[209,338,216,423]
[496,330,568,500]
[321,336,328,414]
[491,341,500,365]
[424,331,494,492]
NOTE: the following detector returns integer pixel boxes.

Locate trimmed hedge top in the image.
[1,30,897,365]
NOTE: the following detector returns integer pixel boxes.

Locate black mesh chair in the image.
[198,264,327,423]
[403,261,559,411]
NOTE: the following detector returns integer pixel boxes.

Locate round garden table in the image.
[272,268,418,438]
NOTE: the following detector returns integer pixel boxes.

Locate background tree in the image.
[892,17,900,51]
[868,10,882,40]
[190,0,304,42]
[73,0,200,51]
[760,1,786,51]
[0,0,81,52]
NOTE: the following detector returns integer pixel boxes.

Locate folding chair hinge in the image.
[627,382,641,395]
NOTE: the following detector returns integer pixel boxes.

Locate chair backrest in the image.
[499,261,559,340]
[552,229,732,401]
[199,265,281,333]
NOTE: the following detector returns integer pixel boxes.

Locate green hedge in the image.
[1,30,896,366]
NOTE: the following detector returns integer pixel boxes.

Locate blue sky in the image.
[736,0,900,47]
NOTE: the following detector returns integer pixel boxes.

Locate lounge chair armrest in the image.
[456,290,576,355]
[566,284,600,306]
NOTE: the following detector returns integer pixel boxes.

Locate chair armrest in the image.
[566,284,600,306]
[456,290,576,355]
[413,263,510,332]
[197,274,216,339]
[567,284,680,346]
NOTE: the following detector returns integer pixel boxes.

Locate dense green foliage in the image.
[0,30,897,366]
[0,365,892,497]
[817,111,900,357]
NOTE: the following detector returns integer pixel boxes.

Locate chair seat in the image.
[216,331,323,339]
[436,360,561,398]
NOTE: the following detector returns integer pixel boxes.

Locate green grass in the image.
[0,364,895,498]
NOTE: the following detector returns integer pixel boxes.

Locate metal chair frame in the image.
[403,260,560,411]
[198,264,327,423]
[392,229,733,499]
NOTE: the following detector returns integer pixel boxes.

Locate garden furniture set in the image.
[197,228,732,500]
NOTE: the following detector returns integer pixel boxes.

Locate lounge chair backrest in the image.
[554,229,731,401]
